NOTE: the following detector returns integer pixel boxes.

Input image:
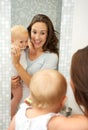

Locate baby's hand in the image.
[11,44,21,55]
[24,96,32,106]
[11,44,21,66]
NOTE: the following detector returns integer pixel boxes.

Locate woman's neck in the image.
[28,48,44,60]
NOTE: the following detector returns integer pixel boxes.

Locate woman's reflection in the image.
[11,14,59,118]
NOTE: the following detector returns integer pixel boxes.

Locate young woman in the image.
[48,46,88,130]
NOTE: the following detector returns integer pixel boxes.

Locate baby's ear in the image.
[11,38,14,43]
[59,96,67,111]
[61,96,67,108]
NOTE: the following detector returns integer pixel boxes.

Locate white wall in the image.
[59,0,88,114]
[72,0,88,54]
[67,0,88,114]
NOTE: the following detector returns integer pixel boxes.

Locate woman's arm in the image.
[11,76,21,88]
[11,46,31,87]
[15,63,31,86]
[48,115,88,130]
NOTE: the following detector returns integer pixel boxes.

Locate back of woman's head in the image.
[27,14,59,56]
[71,46,88,116]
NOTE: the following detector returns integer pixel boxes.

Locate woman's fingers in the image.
[11,76,21,89]
[28,40,36,55]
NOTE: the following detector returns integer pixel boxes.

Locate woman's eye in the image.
[32,31,36,34]
[41,32,45,35]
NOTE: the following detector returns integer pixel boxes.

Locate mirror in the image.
[2,0,83,129]
[11,0,62,118]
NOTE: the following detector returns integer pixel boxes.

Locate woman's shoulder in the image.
[70,114,88,122]
[48,114,88,130]
[44,51,58,59]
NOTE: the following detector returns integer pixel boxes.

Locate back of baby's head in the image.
[11,25,28,40]
[30,69,67,109]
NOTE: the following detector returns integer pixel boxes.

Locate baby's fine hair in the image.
[30,69,67,109]
[11,25,28,39]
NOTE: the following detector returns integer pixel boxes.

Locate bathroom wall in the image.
[0,0,88,129]
[0,0,11,130]
[71,0,88,53]
[11,0,62,33]
[59,0,88,114]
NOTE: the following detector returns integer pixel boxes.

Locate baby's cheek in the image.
[19,44,25,50]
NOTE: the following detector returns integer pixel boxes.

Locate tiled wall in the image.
[0,0,11,129]
[59,0,82,114]
[11,0,62,33]
[0,0,82,129]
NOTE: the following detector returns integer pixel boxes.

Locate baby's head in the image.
[30,69,67,111]
[11,25,29,50]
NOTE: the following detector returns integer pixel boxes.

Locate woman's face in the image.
[31,22,48,50]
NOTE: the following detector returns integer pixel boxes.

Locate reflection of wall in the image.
[11,0,62,33]
[72,0,88,53]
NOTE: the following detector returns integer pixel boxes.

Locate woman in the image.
[11,14,59,100]
[48,46,88,130]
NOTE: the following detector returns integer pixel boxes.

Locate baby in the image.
[8,69,67,130]
[11,25,29,118]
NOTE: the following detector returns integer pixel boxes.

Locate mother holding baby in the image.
[11,14,59,102]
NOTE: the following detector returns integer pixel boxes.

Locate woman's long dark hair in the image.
[71,46,88,116]
[27,14,59,56]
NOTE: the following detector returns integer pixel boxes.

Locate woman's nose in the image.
[35,34,40,40]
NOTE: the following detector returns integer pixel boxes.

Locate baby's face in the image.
[13,33,29,50]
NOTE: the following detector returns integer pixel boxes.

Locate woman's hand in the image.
[28,40,36,55]
[11,45,21,67]
[11,76,21,89]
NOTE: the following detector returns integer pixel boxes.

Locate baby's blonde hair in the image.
[11,25,28,40]
[30,69,67,109]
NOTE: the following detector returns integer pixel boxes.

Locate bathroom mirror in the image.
[2,0,88,129]
[11,0,62,116]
